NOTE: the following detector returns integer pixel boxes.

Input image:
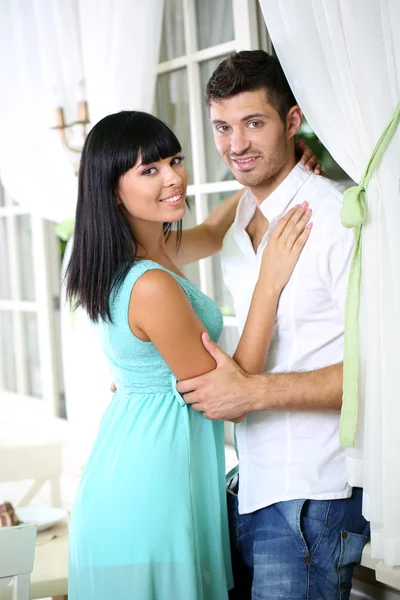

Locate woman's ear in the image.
[115,187,123,206]
[286,105,303,140]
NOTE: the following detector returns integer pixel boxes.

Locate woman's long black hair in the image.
[65,111,182,323]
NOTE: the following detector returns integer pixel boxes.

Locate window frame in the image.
[156,0,267,446]
[0,188,63,416]
[157,0,262,316]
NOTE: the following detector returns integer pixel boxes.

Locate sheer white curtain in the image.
[78,0,163,127]
[0,0,80,222]
[258,0,400,565]
[0,0,164,452]
[61,0,164,456]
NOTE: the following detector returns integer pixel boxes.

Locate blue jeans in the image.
[227,479,369,600]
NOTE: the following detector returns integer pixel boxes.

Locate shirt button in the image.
[342,531,348,539]
[304,556,312,564]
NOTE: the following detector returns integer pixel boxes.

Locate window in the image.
[0,182,63,415]
[156,0,261,332]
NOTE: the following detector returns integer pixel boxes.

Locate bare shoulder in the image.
[130,268,187,304]
[127,266,217,380]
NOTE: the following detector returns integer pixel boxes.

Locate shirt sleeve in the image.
[317,196,355,324]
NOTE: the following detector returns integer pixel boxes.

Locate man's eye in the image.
[248,121,262,129]
[216,125,229,133]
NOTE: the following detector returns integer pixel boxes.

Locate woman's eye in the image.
[171,155,185,165]
[142,167,157,175]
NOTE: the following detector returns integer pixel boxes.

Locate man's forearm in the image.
[248,363,343,412]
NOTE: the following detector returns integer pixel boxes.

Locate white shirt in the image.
[221,162,353,514]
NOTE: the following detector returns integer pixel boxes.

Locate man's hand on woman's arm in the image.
[177,333,343,421]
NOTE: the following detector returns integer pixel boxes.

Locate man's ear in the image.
[286,105,303,140]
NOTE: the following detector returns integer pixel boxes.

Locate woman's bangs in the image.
[138,120,182,166]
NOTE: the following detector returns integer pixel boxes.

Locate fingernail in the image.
[307,222,313,228]
[302,201,308,208]
[306,208,312,215]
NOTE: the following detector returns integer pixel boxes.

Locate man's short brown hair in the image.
[206,50,297,123]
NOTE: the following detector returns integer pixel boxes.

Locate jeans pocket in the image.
[337,530,368,595]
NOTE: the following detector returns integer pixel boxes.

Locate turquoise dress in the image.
[68,260,233,599]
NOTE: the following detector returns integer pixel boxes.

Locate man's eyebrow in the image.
[241,113,268,121]
[211,113,268,125]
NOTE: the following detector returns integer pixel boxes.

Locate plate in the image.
[16,506,68,532]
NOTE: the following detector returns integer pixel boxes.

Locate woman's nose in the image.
[164,166,182,187]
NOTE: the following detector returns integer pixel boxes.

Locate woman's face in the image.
[117,152,188,225]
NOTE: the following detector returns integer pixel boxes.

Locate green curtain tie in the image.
[341,184,366,228]
[340,101,400,447]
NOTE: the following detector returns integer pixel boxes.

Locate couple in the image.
[67,51,369,600]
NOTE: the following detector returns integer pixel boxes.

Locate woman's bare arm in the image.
[129,270,218,381]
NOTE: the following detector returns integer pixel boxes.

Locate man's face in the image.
[209,89,292,189]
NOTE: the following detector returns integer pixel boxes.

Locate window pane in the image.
[0,218,11,299]
[0,310,17,392]
[195,0,234,50]
[200,57,234,183]
[16,214,35,301]
[156,69,194,184]
[207,192,235,315]
[159,0,185,61]
[22,312,42,398]
[181,196,201,287]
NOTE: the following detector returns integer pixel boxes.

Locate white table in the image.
[0,396,80,600]
[0,520,68,599]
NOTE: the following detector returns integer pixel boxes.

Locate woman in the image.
[66,111,313,600]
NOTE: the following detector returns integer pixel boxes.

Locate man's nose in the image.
[230,130,250,156]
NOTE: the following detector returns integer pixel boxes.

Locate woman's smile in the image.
[159,192,184,206]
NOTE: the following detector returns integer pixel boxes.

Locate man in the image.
[177,51,369,600]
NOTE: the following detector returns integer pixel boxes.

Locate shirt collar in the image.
[233,161,313,235]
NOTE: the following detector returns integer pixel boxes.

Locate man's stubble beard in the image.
[227,137,290,191]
